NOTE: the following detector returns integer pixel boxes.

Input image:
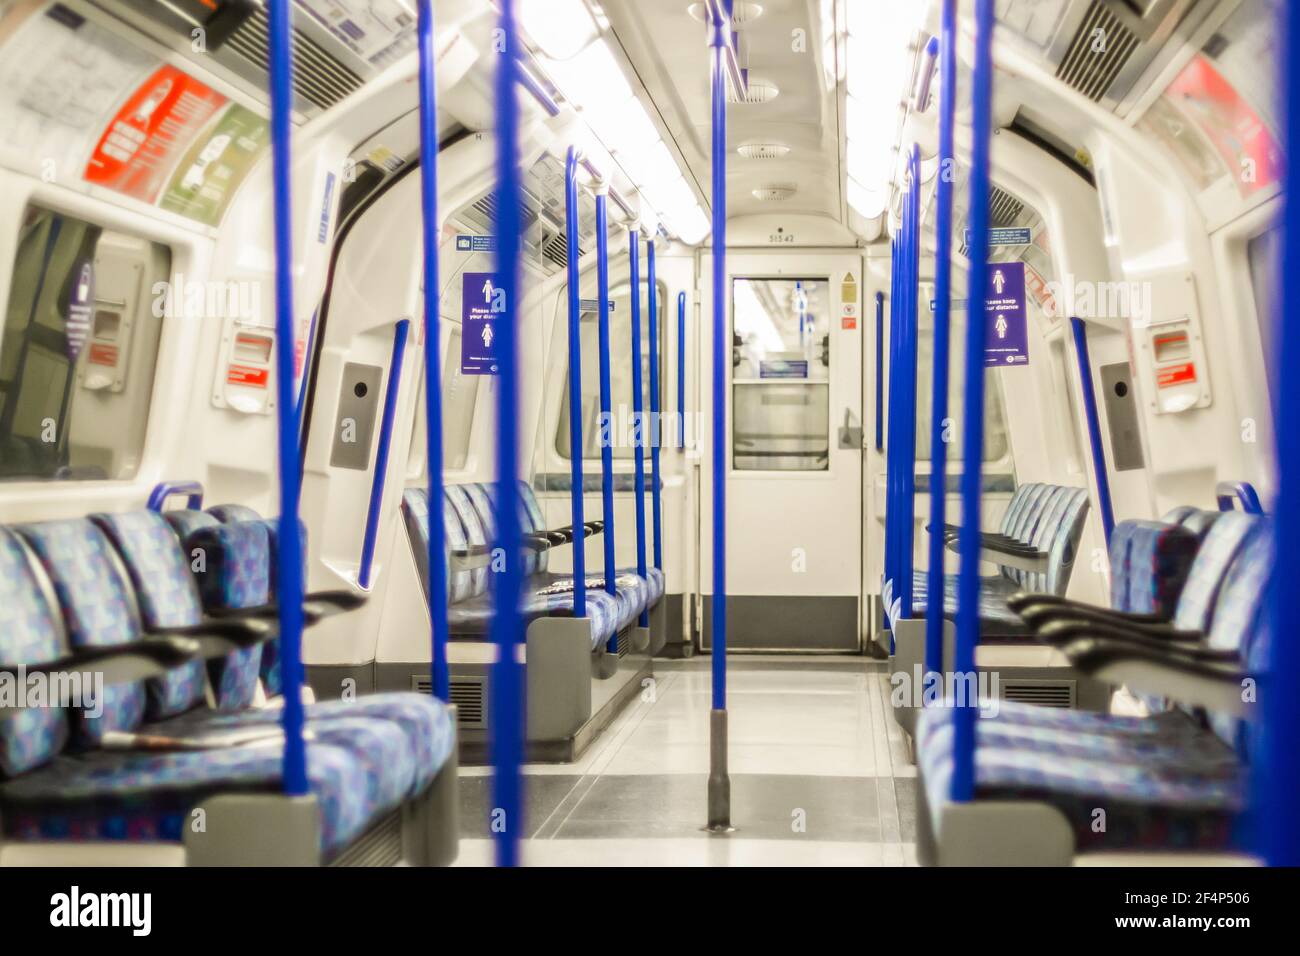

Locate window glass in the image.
[556,281,661,460]
[912,316,1011,463]
[0,206,169,481]
[442,326,479,471]
[731,277,830,471]
[1248,226,1280,392]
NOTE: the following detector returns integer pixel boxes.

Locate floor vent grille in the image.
[329,811,402,867]
[1054,0,1141,103]
[1001,681,1076,709]
[411,675,487,728]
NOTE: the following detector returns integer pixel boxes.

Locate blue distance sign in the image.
[461,271,504,375]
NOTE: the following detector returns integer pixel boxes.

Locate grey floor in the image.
[455,657,919,866]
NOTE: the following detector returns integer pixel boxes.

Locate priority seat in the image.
[0,514,456,865]
[914,525,1272,864]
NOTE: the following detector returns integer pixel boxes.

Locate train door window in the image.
[442,325,479,471]
[555,281,662,460]
[0,205,169,482]
[731,277,830,471]
[1248,226,1280,390]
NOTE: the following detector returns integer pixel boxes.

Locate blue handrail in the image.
[417,0,450,702]
[1216,481,1265,515]
[489,0,525,868]
[1071,318,1117,545]
[146,480,204,512]
[648,241,664,571]
[629,230,649,627]
[897,146,921,620]
[677,291,687,450]
[565,147,587,619]
[925,0,957,679]
[884,237,900,601]
[359,319,410,589]
[1262,0,1298,866]
[267,0,307,797]
[874,291,884,452]
[951,0,996,804]
[595,189,618,632]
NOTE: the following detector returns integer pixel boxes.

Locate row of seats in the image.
[0,504,455,863]
[914,506,1270,861]
[402,480,664,652]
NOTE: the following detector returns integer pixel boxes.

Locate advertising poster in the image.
[160,104,270,226]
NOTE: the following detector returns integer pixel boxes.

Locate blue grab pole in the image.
[417,0,450,702]
[1261,0,1300,866]
[884,238,900,597]
[648,241,664,570]
[707,0,731,831]
[1069,317,1116,546]
[874,291,884,452]
[595,190,618,643]
[266,0,307,797]
[629,230,649,626]
[489,0,525,868]
[898,148,921,620]
[925,0,957,678]
[952,0,996,804]
[565,148,587,618]
[359,319,410,589]
[677,291,687,450]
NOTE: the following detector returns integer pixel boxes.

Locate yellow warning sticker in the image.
[841,271,859,304]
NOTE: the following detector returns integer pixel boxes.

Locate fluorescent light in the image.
[520,0,599,61]
[673,206,711,245]
[592,99,660,155]
[543,40,632,113]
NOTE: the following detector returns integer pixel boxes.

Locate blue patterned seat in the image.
[915,527,1272,854]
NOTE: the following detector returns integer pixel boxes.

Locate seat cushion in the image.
[0,715,420,857]
[447,583,621,650]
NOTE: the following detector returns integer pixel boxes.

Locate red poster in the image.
[1165,55,1280,195]
[227,364,269,388]
[84,65,226,203]
[1157,362,1198,389]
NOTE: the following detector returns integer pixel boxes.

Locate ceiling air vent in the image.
[752,186,796,201]
[542,229,582,271]
[989,186,1025,228]
[1054,0,1141,102]
[730,76,779,105]
[738,142,791,160]
[223,6,366,112]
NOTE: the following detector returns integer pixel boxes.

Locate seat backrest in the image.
[998,483,1035,536]
[1171,511,1260,632]
[1000,485,1067,588]
[1043,489,1090,596]
[445,484,490,601]
[206,503,262,524]
[15,519,150,746]
[1112,519,1199,616]
[1007,483,1049,542]
[93,511,209,720]
[0,528,71,778]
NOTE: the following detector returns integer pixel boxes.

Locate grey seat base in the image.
[889,617,1113,741]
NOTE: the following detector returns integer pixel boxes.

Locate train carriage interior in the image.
[0,0,1298,888]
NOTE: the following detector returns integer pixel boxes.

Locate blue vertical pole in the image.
[874,291,885,452]
[595,190,618,646]
[925,0,957,678]
[677,291,687,450]
[648,241,664,570]
[565,148,587,618]
[1069,318,1116,546]
[1261,0,1300,866]
[489,0,525,867]
[707,0,731,831]
[885,237,900,599]
[630,230,649,626]
[898,148,921,620]
[952,0,995,804]
[359,320,409,589]
[417,0,450,701]
[267,0,306,797]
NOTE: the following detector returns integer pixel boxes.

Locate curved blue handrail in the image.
[648,241,664,570]
[924,0,957,679]
[359,320,409,589]
[267,0,307,796]
[1072,318,1117,544]
[1216,481,1265,515]
[629,230,649,626]
[489,0,525,868]
[595,190,618,636]
[565,147,587,619]
[417,0,450,702]
[951,0,996,804]
[146,480,204,512]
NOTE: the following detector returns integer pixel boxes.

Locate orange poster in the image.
[84,64,226,203]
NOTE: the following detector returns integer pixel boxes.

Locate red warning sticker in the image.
[84,65,227,203]
[842,316,857,330]
[88,343,119,367]
[227,364,269,388]
[1157,362,1197,388]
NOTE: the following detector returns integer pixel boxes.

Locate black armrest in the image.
[1,636,201,690]
[1037,618,1205,649]
[1022,604,1174,634]
[202,590,366,630]
[1060,637,1253,715]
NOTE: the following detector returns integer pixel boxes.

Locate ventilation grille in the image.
[542,229,582,270]
[737,142,791,160]
[329,811,402,867]
[989,186,1026,228]
[752,186,796,201]
[616,629,630,659]
[411,675,487,728]
[221,7,366,113]
[730,77,779,105]
[1054,0,1141,102]
[1000,680,1076,709]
